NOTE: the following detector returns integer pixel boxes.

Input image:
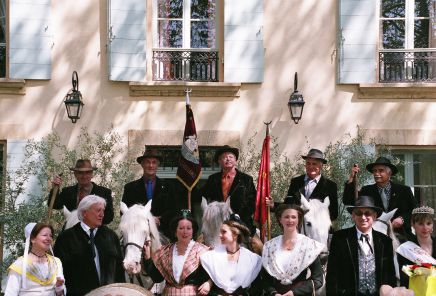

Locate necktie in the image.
[146,179,153,201]
[360,234,373,254]
[380,188,388,210]
[89,228,96,258]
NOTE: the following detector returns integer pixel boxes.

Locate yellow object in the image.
[409,275,436,296]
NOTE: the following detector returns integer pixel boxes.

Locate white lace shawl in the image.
[262,234,324,285]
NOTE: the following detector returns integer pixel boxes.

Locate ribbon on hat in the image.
[22,222,37,289]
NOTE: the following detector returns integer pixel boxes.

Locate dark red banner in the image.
[254,135,270,242]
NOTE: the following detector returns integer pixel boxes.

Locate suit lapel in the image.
[228,170,241,197]
[213,173,224,201]
[294,175,305,196]
[346,228,359,281]
[154,177,162,198]
[310,175,325,198]
[135,178,147,202]
[373,231,384,286]
[388,181,398,211]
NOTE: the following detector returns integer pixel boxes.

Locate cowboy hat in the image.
[136,149,163,164]
[301,148,327,164]
[214,145,239,163]
[69,159,97,172]
[346,195,383,217]
[366,156,398,175]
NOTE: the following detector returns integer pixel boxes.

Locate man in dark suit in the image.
[278,148,338,221]
[200,145,257,236]
[326,195,396,296]
[343,156,417,240]
[54,195,125,296]
[48,159,114,224]
[121,149,173,233]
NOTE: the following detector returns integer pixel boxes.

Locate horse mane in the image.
[119,204,161,252]
[201,198,232,247]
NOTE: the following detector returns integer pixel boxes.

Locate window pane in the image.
[382,20,405,48]
[381,0,405,18]
[414,19,429,48]
[191,0,216,19]
[158,20,183,47]
[158,0,183,18]
[191,21,216,48]
[415,0,430,17]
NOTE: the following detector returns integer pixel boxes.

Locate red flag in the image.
[254,134,270,242]
[176,92,202,191]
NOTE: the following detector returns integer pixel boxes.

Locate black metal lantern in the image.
[63,71,84,123]
[287,72,305,124]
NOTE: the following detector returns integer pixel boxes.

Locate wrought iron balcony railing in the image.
[379,49,436,82]
[153,49,218,82]
[0,44,5,78]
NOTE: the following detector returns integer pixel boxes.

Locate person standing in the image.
[201,145,257,236]
[48,159,114,225]
[54,195,124,296]
[326,195,396,296]
[343,156,417,241]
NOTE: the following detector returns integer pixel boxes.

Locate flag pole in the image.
[47,173,63,221]
[264,121,272,241]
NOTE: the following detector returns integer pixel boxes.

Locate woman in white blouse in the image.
[4,222,65,296]
[147,211,211,295]
[200,214,262,296]
[262,203,324,296]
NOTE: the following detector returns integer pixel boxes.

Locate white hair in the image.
[77,195,106,221]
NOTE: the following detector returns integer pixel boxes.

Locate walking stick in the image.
[353,163,359,201]
[47,173,63,220]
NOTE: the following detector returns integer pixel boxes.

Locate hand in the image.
[392,217,404,228]
[55,276,64,287]
[52,175,62,186]
[265,196,274,208]
[198,280,212,295]
[348,164,360,183]
[154,216,161,226]
[283,291,294,296]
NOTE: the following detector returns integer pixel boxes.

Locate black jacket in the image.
[200,169,257,235]
[54,223,125,296]
[343,181,417,238]
[286,174,339,221]
[326,227,396,296]
[48,182,114,224]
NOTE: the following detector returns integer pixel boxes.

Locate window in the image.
[392,149,436,208]
[147,145,221,186]
[0,0,6,78]
[379,0,436,82]
[152,0,218,82]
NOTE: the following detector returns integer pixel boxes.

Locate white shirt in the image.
[304,175,321,198]
[356,227,374,255]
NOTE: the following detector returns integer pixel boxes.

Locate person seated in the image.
[146,210,211,296]
[4,222,65,296]
[262,203,324,296]
[397,205,436,287]
[200,214,262,296]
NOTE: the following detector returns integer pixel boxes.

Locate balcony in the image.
[152,49,219,82]
[379,49,436,82]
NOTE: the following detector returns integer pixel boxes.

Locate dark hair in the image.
[222,217,250,245]
[169,215,199,243]
[30,222,54,240]
[275,203,304,231]
[411,213,434,225]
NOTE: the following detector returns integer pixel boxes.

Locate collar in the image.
[377,182,391,191]
[222,169,237,178]
[143,176,156,182]
[304,174,321,184]
[80,222,99,236]
[355,227,373,242]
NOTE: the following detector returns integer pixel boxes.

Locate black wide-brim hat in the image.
[301,148,327,164]
[136,149,163,164]
[69,159,97,172]
[346,195,383,217]
[366,156,398,175]
[214,145,239,163]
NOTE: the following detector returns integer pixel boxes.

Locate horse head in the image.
[63,206,80,230]
[200,197,232,247]
[300,195,331,250]
[373,208,400,247]
[119,201,161,275]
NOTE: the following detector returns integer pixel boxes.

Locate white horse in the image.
[300,196,331,250]
[200,197,232,247]
[63,206,79,230]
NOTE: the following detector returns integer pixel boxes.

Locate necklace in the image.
[30,251,46,258]
[226,248,240,255]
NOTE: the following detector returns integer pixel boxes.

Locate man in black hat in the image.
[200,145,257,236]
[48,159,114,224]
[343,156,417,240]
[122,149,173,229]
[326,195,396,296]
[270,148,338,221]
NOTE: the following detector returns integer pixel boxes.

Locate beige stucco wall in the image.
[0,0,435,159]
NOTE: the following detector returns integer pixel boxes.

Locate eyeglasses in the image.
[353,210,375,217]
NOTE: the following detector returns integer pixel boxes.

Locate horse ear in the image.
[300,194,310,212]
[63,206,71,218]
[145,199,152,212]
[323,196,330,207]
[120,202,128,215]
[201,197,208,212]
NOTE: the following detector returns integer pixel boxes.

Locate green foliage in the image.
[0,127,135,273]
